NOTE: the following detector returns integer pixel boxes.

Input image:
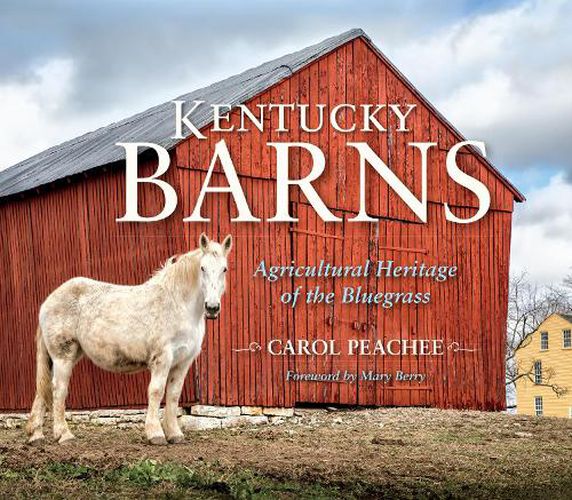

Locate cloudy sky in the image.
[0,0,570,285]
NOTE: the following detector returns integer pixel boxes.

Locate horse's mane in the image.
[151,242,223,288]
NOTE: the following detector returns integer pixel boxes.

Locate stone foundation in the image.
[0,405,295,430]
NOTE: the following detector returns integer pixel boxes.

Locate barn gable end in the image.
[174,36,521,222]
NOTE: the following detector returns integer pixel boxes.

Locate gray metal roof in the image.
[0,28,524,201]
[558,313,572,325]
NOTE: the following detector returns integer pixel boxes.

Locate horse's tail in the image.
[26,325,52,437]
[34,326,53,407]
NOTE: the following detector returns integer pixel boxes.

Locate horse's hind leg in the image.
[52,345,81,444]
[26,327,52,445]
[27,394,48,445]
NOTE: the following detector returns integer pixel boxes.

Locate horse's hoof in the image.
[58,433,76,444]
[148,436,168,446]
[27,436,46,447]
[167,435,185,444]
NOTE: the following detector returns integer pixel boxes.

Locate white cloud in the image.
[388,0,572,171]
[439,69,512,129]
[438,63,572,170]
[0,59,73,169]
[0,58,128,171]
[511,174,572,285]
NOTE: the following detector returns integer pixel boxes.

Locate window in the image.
[540,332,549,350]
[534,396,543,416]
[563,329,571,349]
[534,361,542,384]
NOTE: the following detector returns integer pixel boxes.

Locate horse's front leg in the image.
[146,358,171,445]
[163,359,193,444]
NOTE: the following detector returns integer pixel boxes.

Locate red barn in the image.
[0,29,524,412]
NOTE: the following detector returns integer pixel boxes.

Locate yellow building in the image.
[516,313,572,418]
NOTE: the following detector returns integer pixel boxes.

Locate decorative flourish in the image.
[447,341,477,353]
[233,342,262,353]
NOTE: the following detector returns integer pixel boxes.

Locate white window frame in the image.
[534,396,543,416]
[534,361,542,384]
[540,332,549,351]
[563,329,571,349]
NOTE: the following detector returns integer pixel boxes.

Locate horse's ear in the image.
[199,233,209,252]
[222,234,233,256]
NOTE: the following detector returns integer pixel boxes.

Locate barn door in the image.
[290,204,434,407]
[290,203,373,406]
[363,218,433,407]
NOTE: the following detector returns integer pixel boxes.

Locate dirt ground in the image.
[0,407,571,499]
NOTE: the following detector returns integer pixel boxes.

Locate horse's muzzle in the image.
[205,303,220,319]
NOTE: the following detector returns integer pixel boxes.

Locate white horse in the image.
[26,233,232,445]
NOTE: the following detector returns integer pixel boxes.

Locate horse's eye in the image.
[201,266,205,272]
[223,267,228,273]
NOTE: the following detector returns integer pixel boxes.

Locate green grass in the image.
[1,455,571,499]
[0,459,348,499]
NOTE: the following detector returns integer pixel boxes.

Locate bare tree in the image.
[506,272,571,400]
[564,271,572,290]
